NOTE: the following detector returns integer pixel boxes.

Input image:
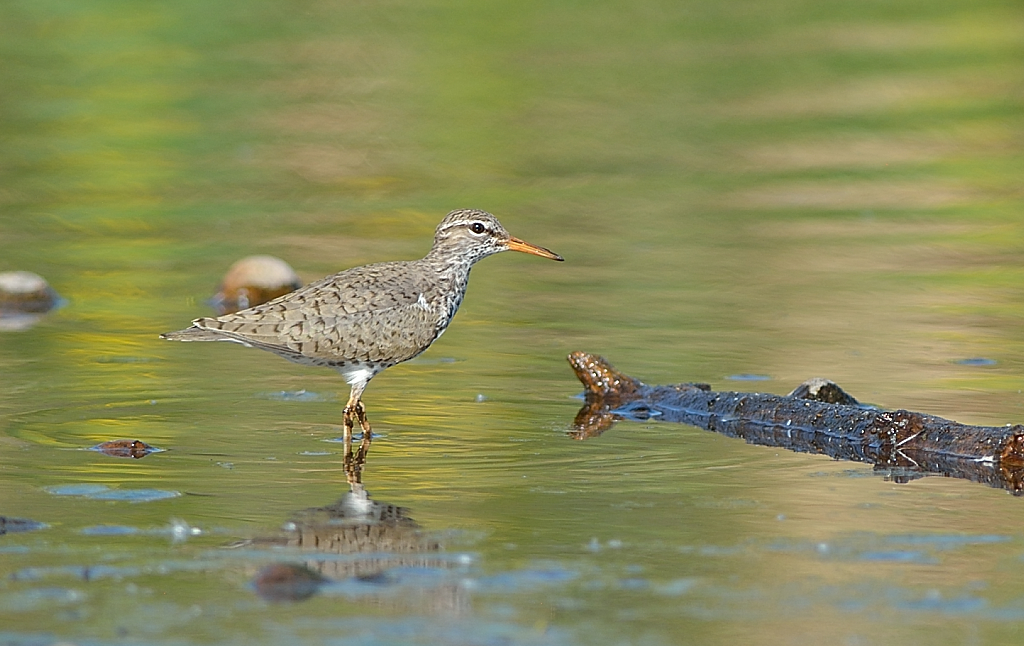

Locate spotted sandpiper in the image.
[161,209,563,454]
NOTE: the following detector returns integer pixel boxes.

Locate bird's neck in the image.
[421,251,477,325]
[433,255,474,298]
[423,245,479,282]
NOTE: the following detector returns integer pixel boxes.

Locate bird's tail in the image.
[160,326,227,342]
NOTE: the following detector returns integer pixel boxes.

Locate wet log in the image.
[567,351,1024,495]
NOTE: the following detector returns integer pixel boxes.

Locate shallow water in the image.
[2,0,1024,644]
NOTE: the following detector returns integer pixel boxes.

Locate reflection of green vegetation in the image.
[1,0,1024,641]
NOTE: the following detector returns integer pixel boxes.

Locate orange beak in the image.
[506,236,564,261]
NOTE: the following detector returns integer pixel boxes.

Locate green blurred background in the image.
[2,0,1024,644]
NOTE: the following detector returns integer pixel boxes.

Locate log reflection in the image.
[568,351,1024,495]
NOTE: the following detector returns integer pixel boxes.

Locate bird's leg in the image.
[355,400,372,443]
[344,400,371,485]
[341,405,363,487]
[341,406,355,458]
[342,384,370,485]
[343,435,373,487]
[342,387,364,463]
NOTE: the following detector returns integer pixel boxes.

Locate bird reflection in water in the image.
[245,443,466,613]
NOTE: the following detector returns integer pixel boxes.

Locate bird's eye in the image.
[470,222,486,234]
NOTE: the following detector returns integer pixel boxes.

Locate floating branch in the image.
[567,351,1024,495]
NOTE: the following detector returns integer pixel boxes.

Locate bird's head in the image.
[432,209,563,264]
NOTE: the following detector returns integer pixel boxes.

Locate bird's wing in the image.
[187,263,441,364]
[244,260,428,319]
[192,305,438,365]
